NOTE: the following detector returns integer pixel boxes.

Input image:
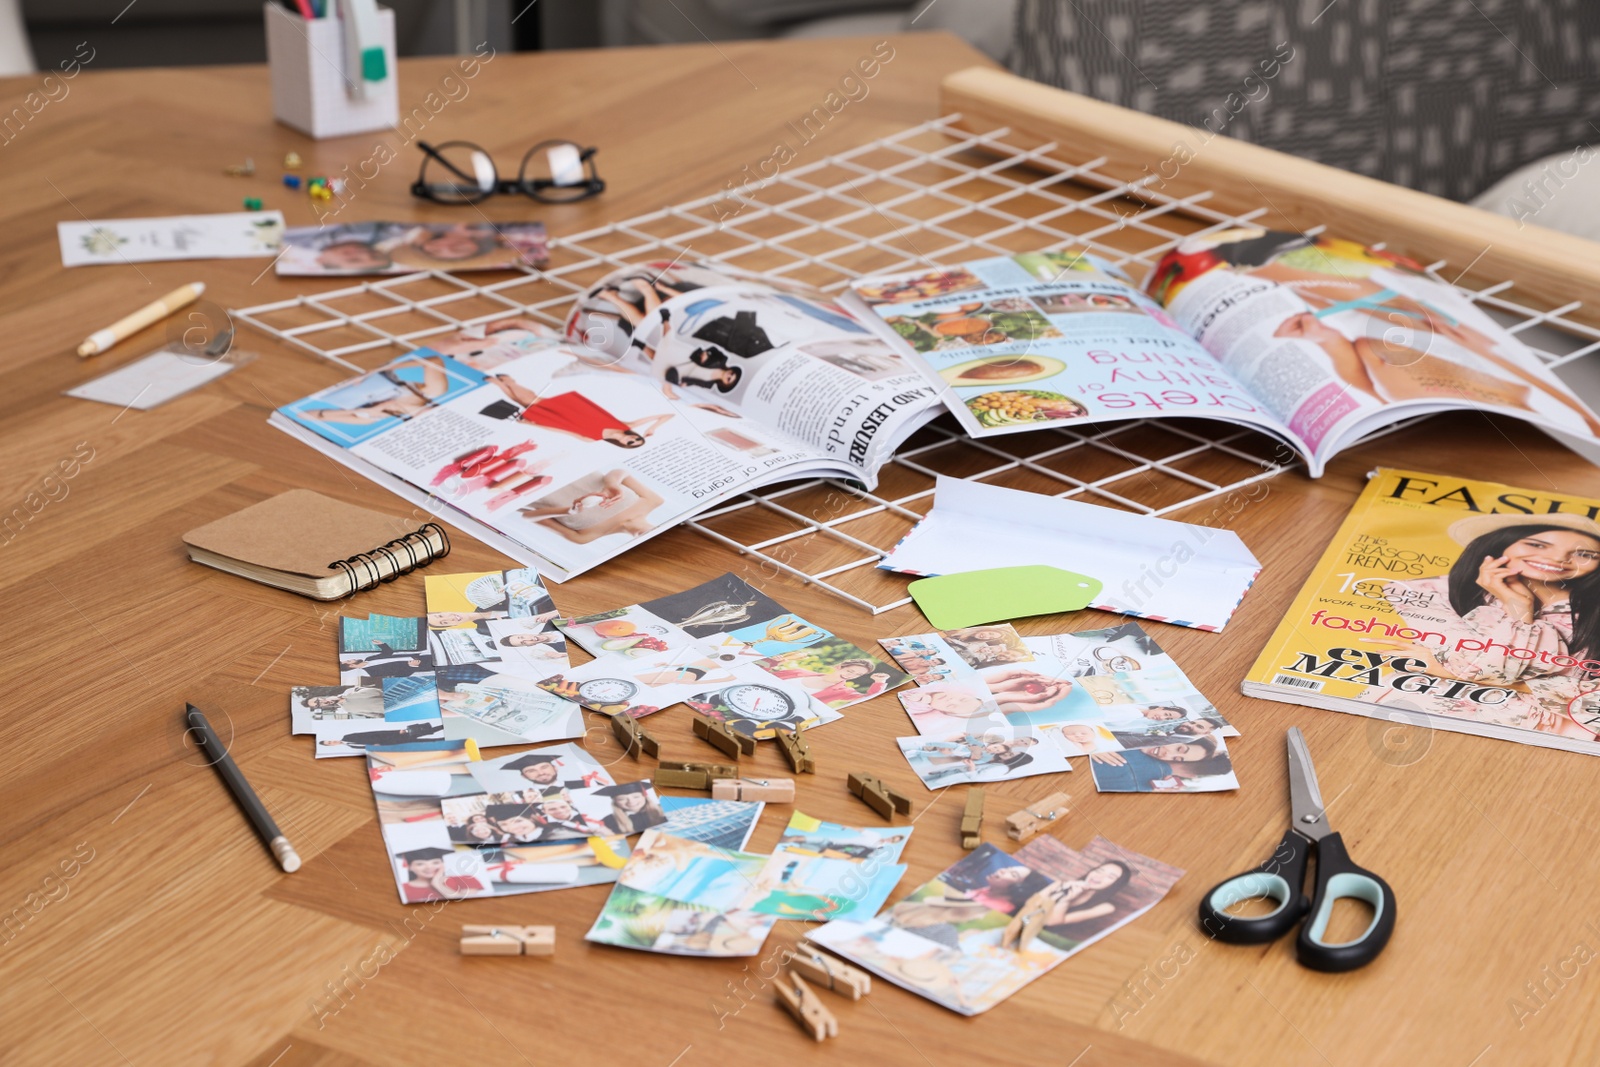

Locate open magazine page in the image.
[565,261,943,473]
[273,334,835,579]
[1145,230,1600,475]
[839,252,1300,452]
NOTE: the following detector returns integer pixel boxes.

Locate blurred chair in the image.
[596,0,1016,61]
[1009,0,1600,210]
[0,0,36,75]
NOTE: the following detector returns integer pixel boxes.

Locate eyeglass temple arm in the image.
[416,141,480,184]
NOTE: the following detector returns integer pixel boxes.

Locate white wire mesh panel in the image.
[233,115,1600,613]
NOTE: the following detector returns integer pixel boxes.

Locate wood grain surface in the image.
[2,32,1599,1067]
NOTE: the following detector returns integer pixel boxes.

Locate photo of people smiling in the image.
[885,621,1238,793]
[897,725,1073,788]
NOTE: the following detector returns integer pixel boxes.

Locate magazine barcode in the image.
[1273,675,1324,691]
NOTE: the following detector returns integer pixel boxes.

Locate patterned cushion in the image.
[1009,0,1600,201]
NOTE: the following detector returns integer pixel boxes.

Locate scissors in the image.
[1198,727,1396,972]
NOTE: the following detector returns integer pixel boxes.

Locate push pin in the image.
[284,151,302,169]
[243,197,263,211]
[282,174,301,189]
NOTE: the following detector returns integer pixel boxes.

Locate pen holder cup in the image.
[264,2,398,139]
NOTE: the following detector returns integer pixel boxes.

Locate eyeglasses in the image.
[410,140,605,205]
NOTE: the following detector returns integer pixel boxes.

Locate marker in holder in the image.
[264,2,398,139]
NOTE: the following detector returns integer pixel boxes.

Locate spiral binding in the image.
[328,522,452,598]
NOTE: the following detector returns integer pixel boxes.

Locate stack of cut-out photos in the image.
[291,569,915,908]
[287,565,1192,1009]
[543,572,910,734]
[291,567,585,757]
[810,836,1184,1015]
[883,622,1241,794]
[586,812,913,957]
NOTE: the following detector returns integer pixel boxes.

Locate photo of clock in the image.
[688,682,810,739]
[720,683,796,718]
[576,678,639,704]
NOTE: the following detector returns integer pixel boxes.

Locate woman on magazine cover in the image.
[1379,514,1600,687]
[1371,514,1600,738]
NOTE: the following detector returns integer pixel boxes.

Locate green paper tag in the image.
[908,565,1103,630]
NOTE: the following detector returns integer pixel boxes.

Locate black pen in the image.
[185,703,301,873]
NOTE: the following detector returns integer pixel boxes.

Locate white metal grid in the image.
[233,115,1600,613]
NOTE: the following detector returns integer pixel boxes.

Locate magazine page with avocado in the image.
[842,233,1600,476]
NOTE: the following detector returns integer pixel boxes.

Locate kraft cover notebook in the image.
[182,489,450,599]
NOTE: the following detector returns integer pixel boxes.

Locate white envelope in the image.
[880,477,1260,632]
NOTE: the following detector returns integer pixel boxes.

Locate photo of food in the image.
[883,299,1061,354]
[938,354,1068,387]
[1031,291,1147,316]
[964,390,1089,429]
[853,266,985,305]
[1010,250,1109,282]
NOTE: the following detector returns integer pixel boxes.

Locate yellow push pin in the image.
[284,151,302,169]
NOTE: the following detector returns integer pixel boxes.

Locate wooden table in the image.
[3,32,1598,1067]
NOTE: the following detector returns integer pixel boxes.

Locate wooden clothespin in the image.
[790,946,871,1000]
[1004,792,1072,841]
[611,712,660,760]
[692,714,757,759]
[777,726,814,774]
[710,777,795,803]
[460,925,554,957]
[655,759,740,790]
[846,772,911,820]
[775,972,837,1041]
[1001,891,1051,951]
[960,788,984,850]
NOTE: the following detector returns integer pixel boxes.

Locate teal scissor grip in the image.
[1208,872,1293,916]
[1295,832,1396,972]
[1198,828,1310,945]
[1305,872,1386,946]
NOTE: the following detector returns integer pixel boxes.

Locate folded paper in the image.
[882,477,1260,632]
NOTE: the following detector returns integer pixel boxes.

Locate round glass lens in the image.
[420,144,496,203]
[519,142,595,203]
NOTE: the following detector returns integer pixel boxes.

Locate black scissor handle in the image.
[1198,827,1311,944]
[1295,831,1395,972]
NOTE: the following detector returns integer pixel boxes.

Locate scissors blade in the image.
[1286,727,1332,840]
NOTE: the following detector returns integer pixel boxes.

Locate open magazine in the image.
[841,232,1600,475]
[271,261,943,581]
[1244,467,1600,756]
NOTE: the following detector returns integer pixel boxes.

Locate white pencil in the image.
[78,281,205,358]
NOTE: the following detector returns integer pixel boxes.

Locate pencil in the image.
[77,281,205,358]
[184,703,301,873]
